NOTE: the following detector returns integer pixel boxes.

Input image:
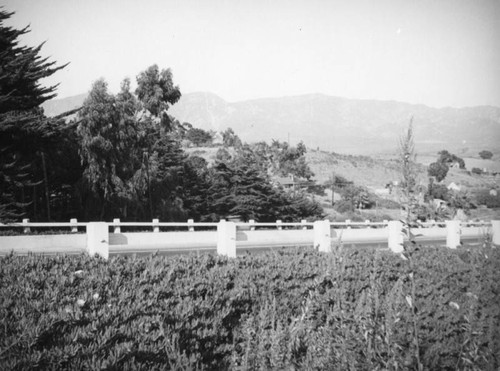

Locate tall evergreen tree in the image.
[0,9,69,222]
[0,10,67,115]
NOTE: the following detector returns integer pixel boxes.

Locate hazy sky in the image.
[4,0,500,107]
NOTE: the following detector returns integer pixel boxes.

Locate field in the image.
[1,245,499,370]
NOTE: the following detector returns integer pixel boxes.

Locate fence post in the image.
[113,218,121,233]
[249,219,255,231]
[277,220,282,230]
[387,221,404,253]
[22,218,30,234]
[345,219,351,229]
[188,219,194,232]
[314,220,331,253]
[446,220,461,249]
[301,219,307,230]
[70,218,78,233]
[490,220,500,246]
[365,219,371,228]
[87,222,109,259]
[153,219,159,233]
[217,220,236,258]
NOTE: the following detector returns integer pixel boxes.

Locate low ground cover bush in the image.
[1,245,499,370]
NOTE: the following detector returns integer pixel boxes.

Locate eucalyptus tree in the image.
[76,65,187,220]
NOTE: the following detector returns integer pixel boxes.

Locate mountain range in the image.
[42,92,500,155]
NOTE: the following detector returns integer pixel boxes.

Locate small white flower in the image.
[74,270,84,275]
[76,299,85,307]
[449,301,460,310]
[93,293,100,300]
[405,295,413,308]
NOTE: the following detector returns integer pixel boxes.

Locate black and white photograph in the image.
[1,0,499,369]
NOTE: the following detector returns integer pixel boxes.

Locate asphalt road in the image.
[107,235,485,257]
[1,236,485,257]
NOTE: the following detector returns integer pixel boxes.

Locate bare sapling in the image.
[398,118,423,371]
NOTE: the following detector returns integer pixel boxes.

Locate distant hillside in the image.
[42,92,500,155]
[42,93,87,118]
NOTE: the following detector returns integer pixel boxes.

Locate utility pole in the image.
[331,172,335,206]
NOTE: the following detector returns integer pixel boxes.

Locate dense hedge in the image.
[1,245,499,370]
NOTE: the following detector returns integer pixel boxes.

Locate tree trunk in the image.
[41,151,51,221]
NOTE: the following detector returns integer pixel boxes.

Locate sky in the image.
[3,0,500,108]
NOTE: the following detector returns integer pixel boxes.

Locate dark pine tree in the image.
[0,9,70,222]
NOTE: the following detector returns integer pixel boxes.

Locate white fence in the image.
[1,218,498,259]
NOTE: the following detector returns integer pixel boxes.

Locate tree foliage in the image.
[0,9,74,222]
[222,127,242,148]
[135,65,181,118]
[437,150,465,169]
[185,127,213,146]
[206,161,322,222]
[427,161,449,182]
[478,150,493,160]
[0,10,67,115]
[0,10,324,223]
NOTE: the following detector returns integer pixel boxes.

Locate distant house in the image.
[490,189,498,196]
[447,182,461,192]
[212,132,223,145]
[274,175,312,191]
[433,198,447,210]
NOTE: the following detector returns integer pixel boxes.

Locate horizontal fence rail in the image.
[1,218,498,259]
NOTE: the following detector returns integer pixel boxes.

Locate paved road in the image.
[1,236,485,258]
[108,235,485,257]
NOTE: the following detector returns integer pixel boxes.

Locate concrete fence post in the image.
[345,219,351,229]
[87,222,109,259]
[491,220,500,246]
[152,219,159,233]
[446,220,461,249]
[387,221,404,253]
[301,219,307,230]
[22,218,30,234]
[249,219,255,231]
[217,220,236,258]
[70,218,78,233]
[314,220,331,253]
[365,220,371,228]
[113,218,121,233]
[277,220,283,230]
[188,219,194,232]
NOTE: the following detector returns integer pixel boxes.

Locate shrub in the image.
[428,162,449,182]
[428,183,450,201]
[375,197,401,209]
[474,190,500,208]
[333,199,354,213]
[479,150,493,160]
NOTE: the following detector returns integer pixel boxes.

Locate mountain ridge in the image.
[42,92,500,155]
